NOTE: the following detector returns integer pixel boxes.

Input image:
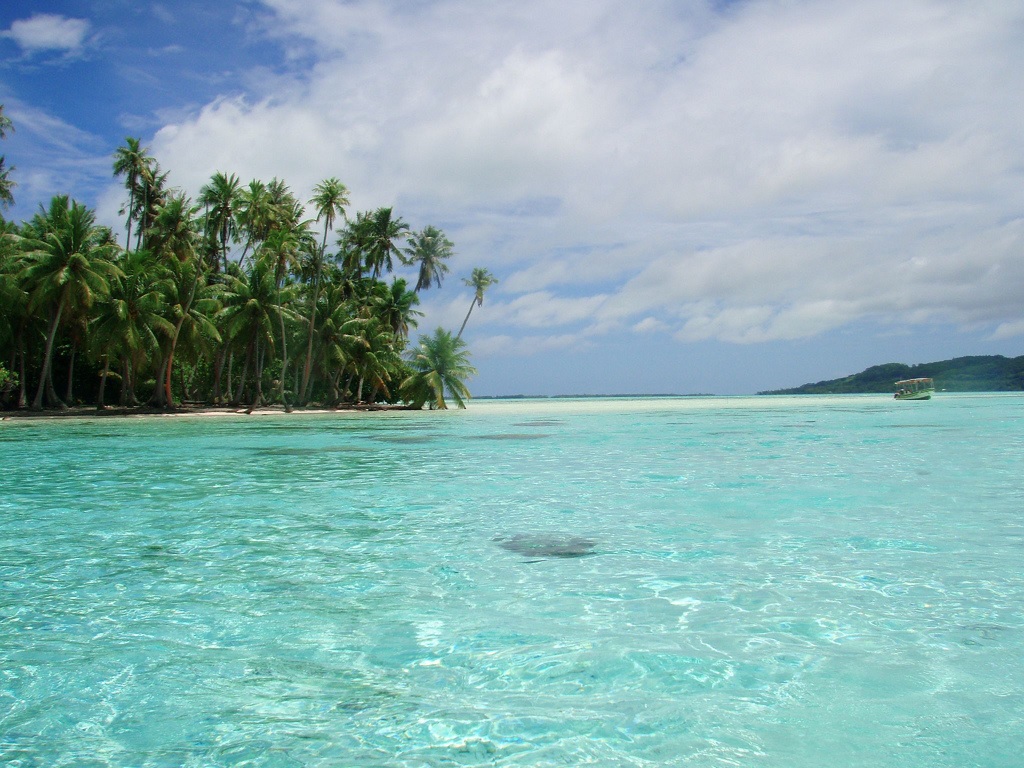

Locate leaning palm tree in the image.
[456,267,498,339]
[404,225,453,293]
[402,327,476,410]
[20,196,121,409]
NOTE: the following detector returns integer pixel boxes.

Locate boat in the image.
[894,378,934,400]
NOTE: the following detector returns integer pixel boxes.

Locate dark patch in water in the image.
[376,435,436,444]
[496,533,597,559]
[140,544,168,557]
[470,434,551,441]
[254,445,369,456]
[243,423,329,432]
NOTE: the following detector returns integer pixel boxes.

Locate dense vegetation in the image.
[0,107,497,411]
[760,355,1024,394]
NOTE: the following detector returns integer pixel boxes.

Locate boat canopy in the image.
[894,378,933,388]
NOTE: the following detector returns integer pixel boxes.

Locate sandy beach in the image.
[0,403,410,421]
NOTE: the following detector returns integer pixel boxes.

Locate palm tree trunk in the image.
[299,264,323,404]
[162,354,175,409]
[125,186,135,254]
[456,300,475,340]
[32,297,66,410]
[277,300,291,412]
[152,354,168,407]
[17,345,27,408]
[329,367,343,405]
[119,359,129,406]
[234,345,251,404]
[164,271,200,409]
[212,346,226,403]
[64,347,76,404]
[45,362,63,409]
[248,338,264,412]
[97,356,110,409]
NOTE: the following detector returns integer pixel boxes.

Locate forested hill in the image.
[760,355,1024,394]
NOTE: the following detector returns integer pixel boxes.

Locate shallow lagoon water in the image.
[2,394,1023,766]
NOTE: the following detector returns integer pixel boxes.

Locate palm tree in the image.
[299,178,349,403]
[112,137,154,251]
[310,178,349,255]
[313,281,367,404]
[217,251,300,409]
[0,157,16,209]
[133,161,169,253]
[402,327,476,409]
[198,171,241,272]
[404,225,453,293]
[237,179,273,263]
[259,225,311,408]
[20,196,121,409]
[0,220,27,405]
[377,277,422,339]
[266,178,303,234]
[347,315,398,404]
[0,105,14,209]
[90,249,174,407]
[0,105,12,139]
[362,207,409,279]
[456,267,498,339]
[149,193,214,407]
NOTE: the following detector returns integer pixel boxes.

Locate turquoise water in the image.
[2,394,1022,767]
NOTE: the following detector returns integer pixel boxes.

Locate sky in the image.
[2,0,1023,396]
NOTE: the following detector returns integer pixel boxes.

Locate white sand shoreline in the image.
[0,404,411,422]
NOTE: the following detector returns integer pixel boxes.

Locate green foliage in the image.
[0,104,14,209]
[457,267,498,339]
[761,355,1024,394]
[0,144,488,410]
[0,362,15,391]
[402,327,476,409]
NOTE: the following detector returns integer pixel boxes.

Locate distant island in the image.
[760,355,1024,395]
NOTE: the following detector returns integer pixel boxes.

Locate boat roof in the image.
[894,377,933,386]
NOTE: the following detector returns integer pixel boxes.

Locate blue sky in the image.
[2,1,1023,395]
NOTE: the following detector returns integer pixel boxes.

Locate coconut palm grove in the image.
[0,107,497,412]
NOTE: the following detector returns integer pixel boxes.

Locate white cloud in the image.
[472,333,587,357]
[991,320,1024,340]
[3,14,90,54]
[97,0,1024,350]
